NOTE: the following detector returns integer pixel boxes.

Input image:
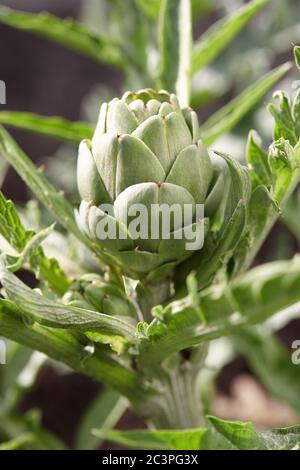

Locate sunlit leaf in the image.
[0,6,123,67]
[0,112,93,144]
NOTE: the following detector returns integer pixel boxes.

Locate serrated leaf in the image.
[201,63,291,147]
[268,138,293,202]
[246,131,272,188]
[96,417,300,450]
[158,0,192,106]
[0,6,123,68]
[0,191,70,295]
[142,256,300,364]
[175,200,247,292]
[232,185,277,275]
[8,224,55,272]
[0,261,137,344]
[268,91,299,146]
[0,300,151,404]
[0,112,93,144]
[207,416,300,450]
[192,0,271,74]
[215,151,251,228]
[0,191,33,252]
[207,416,265,450]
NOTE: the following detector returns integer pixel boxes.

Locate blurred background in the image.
[0,0,300,450]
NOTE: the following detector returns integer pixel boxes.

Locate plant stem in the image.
[0,301,154,409]
[149,360,204,429]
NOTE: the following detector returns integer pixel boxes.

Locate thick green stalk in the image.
[0,302,153,411]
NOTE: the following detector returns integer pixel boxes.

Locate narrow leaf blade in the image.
[0,112,93,144]
[192,0,271,74]
[0,6,123,67]
[201,63,292,147]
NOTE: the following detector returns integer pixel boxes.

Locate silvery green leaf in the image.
[246,131,272,188]
[0,192,70,295]
[0,260,137,344]
[268,91,299,146]
[141,255,300,364]
[94,417,300,450]
[192,0,271,74]
[201,63,291,147]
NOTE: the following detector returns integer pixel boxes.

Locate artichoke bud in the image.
[76,89,226,277]
[63,274,136,318]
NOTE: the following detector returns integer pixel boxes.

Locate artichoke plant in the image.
[77,89,225,278]
[2,0,300,451]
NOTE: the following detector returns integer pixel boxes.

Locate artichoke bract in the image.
[76,89,224,278]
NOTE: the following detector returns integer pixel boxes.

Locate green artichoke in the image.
[77,89,224,278]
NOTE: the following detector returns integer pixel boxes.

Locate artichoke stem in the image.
[148,361,204,429]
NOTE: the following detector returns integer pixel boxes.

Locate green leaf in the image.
[8,224,55,272]
[232,329,300,414]
[269,138,294,203]
[236,138,300,276]
[0,192,71,296]
[0,125,115,266]
[93,427,208,450]
[158,0,192,106]
[0,261,137,344]
[0,6,123,67]
[246,131,272,188]
[215,151,251,228]
[175,200,247,292]
[75,389,127,450]
[207,416,300,450]
[231,186,277,276]
[141,256,300,364]
[95,417,300,450]
[207,416,265,450]
[0,126,84,244]
[192,0,271,74]
[0,112,93,144]
[0,301,150,404]
[201,63,291,147]
[0,191,33,252]
[268,91,299,146]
